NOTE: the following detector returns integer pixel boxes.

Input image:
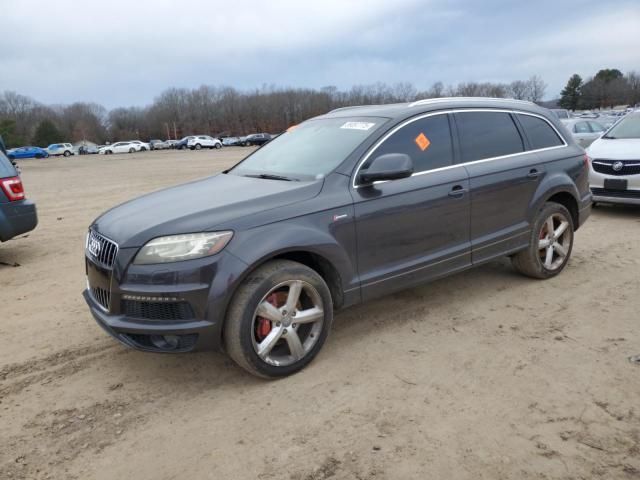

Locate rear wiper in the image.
[243,173,297,181]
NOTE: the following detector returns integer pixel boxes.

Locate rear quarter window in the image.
[0,151,17,178]
[517,114,564,149]
[455,111,524,162]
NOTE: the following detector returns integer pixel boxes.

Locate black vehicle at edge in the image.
[83,97,591,378]
[243,133,271,146]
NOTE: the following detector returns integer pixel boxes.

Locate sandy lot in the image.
[1,149,639,480]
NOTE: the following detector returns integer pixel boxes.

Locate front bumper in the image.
[83,247,249,353]
[83,289,218,352]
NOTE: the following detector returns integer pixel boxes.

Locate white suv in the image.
[587,111,640,205]
[128,141,151,152]
[187,135,222,150]
[47,143,74,157]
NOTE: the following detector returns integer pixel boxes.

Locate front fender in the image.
[225,211,359,305]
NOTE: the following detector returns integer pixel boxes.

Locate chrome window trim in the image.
[352,108,569,188]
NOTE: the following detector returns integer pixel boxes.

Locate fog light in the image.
[150,334,180,350]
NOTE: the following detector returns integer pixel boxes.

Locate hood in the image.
[92,173,322,248]
[587,138,640,160]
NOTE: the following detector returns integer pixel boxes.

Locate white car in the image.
[128,140,151,151]
[98,142,138,155]
[47,143,74,157]
[562,119,607,148]
[187,135,222,150]
[587,111,640,205]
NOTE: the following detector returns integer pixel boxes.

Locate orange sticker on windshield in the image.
[415,133,431,151]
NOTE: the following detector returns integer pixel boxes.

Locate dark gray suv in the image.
[84,98,591,378]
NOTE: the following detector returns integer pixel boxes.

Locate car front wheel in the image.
[194,144,202,150]
[214,143,222,149]
[224,260,333,378]
[512,202,574,279]
[63,150,71,157]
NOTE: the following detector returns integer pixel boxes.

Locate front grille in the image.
[86,230,119,268]
[121,300,195,321]
[591,188,640,199]
[91,286,111,310]
[592,159,640,176]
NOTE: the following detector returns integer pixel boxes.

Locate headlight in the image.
[133,231,233,265]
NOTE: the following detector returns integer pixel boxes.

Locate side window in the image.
[455,112,524,163]
[517,114,564,149]
[588,121,605,133]
[574,122,590,134]
[370,114,453,173]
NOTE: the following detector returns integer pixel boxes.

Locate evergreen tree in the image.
[33,119,62,147]
[559,74,583,111]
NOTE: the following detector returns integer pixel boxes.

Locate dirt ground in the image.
[1,149,639,480]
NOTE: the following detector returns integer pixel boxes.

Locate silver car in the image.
[562,119,606,148]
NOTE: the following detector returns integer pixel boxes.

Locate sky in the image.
[1,0,639,108]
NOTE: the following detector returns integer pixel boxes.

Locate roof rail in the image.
[328,105,380,113]
[408,97,535,108]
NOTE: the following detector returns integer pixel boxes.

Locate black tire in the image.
[35,153,43,159]
[592,202,598,208]
[141,147,147,151]
[214,143,222,149]
[128,148,135,153]
[63,150,71,157]
[105,150,113,155]
[245,141,251,147]
[511,202,574,279]
[224,260,333,378]
[195,143,202,150]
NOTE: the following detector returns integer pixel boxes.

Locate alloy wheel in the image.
[251,280,324,367]
[538,213,571,270]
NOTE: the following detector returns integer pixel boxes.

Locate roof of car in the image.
[321,97,548,121]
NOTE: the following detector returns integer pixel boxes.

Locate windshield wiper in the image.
[602,135,617,139]
[243,173,297,181]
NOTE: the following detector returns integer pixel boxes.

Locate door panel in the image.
[464,154,543,263]
[353,167,471,301]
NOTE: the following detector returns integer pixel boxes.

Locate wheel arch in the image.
[532,173,581,230]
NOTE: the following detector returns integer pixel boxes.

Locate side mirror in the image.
[359,153,413,185]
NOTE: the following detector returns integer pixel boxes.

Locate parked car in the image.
[128,141,150,152]
[83,97,591,378]
[76,144,99,155]
[166,140,179,149]
[175,136,195,150]
[47,143,75,157]
[7,146,49,160]
[562,119,607,148]
[0,141,37,242]
[587,111,640,205]
[243,133,271,146]
[98,142,137,155]
[551,109,571,120]
[188,135,223,150]
[222,137,241,146]
[150,139,171,150]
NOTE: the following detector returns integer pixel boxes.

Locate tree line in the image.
[1,69,632,149]
[559,69,640,111]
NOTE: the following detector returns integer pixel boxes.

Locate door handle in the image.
[527,169,540,179]
[448,185,468,198]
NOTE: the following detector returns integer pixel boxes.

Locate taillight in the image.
[0,176,26,201]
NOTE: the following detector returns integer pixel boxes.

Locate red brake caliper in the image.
[256,293,278,341]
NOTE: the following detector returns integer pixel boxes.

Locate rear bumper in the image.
[0,199,38,241]
[83,289,219,353]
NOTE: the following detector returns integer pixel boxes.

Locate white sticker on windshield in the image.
[340,121,376,131]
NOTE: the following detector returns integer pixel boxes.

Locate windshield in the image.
[230,116,387,181]
[604,112,640,139]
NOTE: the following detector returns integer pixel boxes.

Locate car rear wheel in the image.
[63,150,71,157]
[512,202,574,279]
[194,143,202,150]
[35,153,43,159]
[214,143,222,149]
[224,260,333,378]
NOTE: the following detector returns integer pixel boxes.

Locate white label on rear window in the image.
[340,122,376,131]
